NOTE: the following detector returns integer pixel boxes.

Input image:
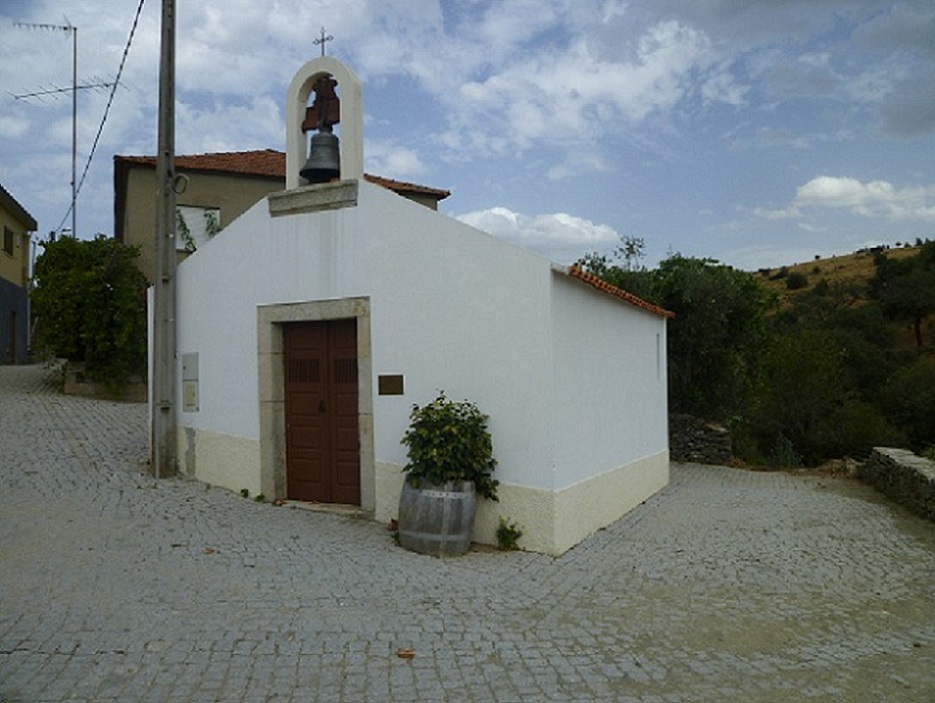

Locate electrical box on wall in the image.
[182,353,199,412]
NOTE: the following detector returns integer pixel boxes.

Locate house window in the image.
[176,206,221,252]
[2,227,13,256]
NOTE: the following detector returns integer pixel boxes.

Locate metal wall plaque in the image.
[378,374,404,396]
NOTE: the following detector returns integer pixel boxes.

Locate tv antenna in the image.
[13,78,119,103]
[12,19,109,238]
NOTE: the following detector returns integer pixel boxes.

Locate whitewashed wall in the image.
[177,181,558,490]
[549,274,669,489]
[175,201,269,440]
[175,179,670,549]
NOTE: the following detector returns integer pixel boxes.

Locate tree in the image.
[881,357,935,452]
[869,241,935,348]
[652,255,772,420]
[32,236,148,385]
[579,247,772,421]
[576,235,654,302]
[750,328,899,465]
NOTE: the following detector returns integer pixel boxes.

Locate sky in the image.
[1,0,933,270]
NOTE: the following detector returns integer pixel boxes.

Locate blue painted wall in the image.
[0,276,29,364]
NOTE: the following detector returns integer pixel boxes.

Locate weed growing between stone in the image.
[496,516,524,551]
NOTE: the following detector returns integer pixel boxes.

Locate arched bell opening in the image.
[285,57,363,190]
[300,75,341,184]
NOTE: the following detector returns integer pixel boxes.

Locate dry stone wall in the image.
[858,447,935,523]
[669,414,732,465]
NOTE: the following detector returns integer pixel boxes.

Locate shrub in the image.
[786,272,808,290]
[401,392,499,500]
[496,517,524,551]
[881,358,935,452]
[32,236,147,386]
[766,434,802,469]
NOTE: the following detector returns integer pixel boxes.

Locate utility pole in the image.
[152,0,177,478]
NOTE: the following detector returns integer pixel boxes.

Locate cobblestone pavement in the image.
[2,364,934,703]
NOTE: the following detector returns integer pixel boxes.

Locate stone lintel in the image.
[268,180,358,217]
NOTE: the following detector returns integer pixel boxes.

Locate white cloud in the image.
[175,97,283,154]
[0,114,31,139]
[701,66,747,106]
[364,140,426,178]
[429,17,737,167]
[600,0,628,24]
[847,66,906,104]
[454,206,620,263]
[755,176,935,222]
[751,205,798,220]
[796,222,827,233]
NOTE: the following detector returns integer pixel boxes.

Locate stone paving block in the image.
[2,365,935,702]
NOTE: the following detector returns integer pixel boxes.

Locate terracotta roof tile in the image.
[560,265,675,318]
[114,150,450,198]
[115,150,286,178]
[362,173,450,199]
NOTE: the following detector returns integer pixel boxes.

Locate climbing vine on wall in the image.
[177,207,221,252]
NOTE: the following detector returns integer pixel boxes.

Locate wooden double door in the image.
[283,319,360,504]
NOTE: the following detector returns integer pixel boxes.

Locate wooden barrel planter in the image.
[398,478,476,557]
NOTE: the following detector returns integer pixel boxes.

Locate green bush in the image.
[496,516,524,551]
[747,328,903,465]
[766,434,802,469]
[881,357,935,451]
[32,236,147,386]
[401,392,499,501]
[810,399,904,461]
[786,272,808,290]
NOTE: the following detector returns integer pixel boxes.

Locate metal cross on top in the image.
[314,27,333,56]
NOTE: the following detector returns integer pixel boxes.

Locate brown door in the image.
[283,319,360,504]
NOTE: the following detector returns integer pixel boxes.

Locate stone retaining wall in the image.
[62,361,147,403]
[858,447,935,523]
[669,414,732,465]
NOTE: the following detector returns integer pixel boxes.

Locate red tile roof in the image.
[114,150,451,199]
[560,265,675,318]
[362,173,451,199]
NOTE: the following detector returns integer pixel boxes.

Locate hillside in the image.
[754,243,923,304]
[753,242,933,354]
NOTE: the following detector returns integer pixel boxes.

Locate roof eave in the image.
[552,263,675,319]
[0,183,38,232]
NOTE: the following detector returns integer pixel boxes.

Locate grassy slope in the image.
[753,245,931,351]
[754,244,922,302]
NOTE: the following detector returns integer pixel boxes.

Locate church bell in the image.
[300,126,340,184]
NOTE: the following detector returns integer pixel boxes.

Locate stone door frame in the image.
[257,297,374,512]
